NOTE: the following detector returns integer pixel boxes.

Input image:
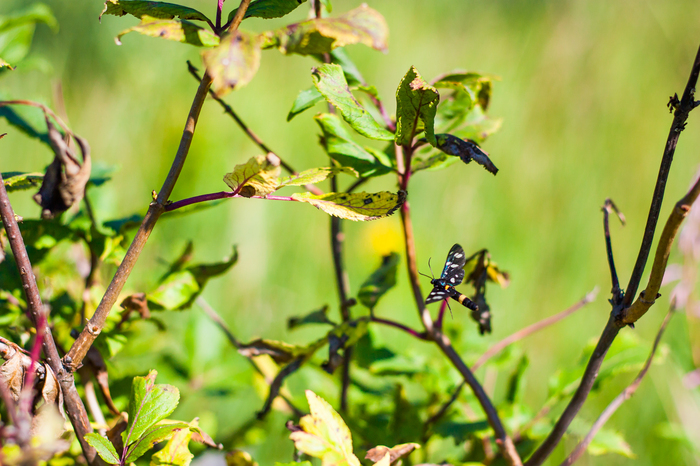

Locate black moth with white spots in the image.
[425,244,478,311]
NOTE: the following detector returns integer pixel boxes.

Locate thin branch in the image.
[65,72,214,370]
[623,42,700,308]
[560,308,674,466]
[527,41,700,466]
[0,100,71,135]
[623,174,700,324]
[164,191,298,212]
[216,0,224,30]
[602,199,625,304]
[0,171,97,463]
[370,315,430,340]
[257,358,303,419]
[226,0,251,33]
[473,288,598,371]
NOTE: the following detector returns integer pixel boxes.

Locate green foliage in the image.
[1,171,43,192]
[0,3,57,69]
[395,66,439,146]
[227,0,308,22]
[100,0,211,23]
[312,64,394,141]
[291,191,405,221]
[358,253,399,309]
[115,16,220,46]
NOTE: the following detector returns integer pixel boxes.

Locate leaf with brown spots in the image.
[224,153,281,197]
[291,190,406,221]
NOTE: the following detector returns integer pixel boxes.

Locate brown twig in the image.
[65,72,214,370]
[623,175,700,324]
[602,199,625,304]
[226,0,251,33]
[0,171,97,463]
[560,308,674,466]
[525,41,700,466]
[473,288,598,371]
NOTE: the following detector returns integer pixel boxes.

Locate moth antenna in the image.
[428,257,435,279]
[446,299,453,319]
[418,270,432,280]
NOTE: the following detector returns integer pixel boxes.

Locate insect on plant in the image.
[423,243,478,313]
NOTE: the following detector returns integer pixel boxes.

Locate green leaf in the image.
[223,153,281,197]
[261,4,387,55]
[228,0,308,22]
[433,133,498,175]
[288,305,336,329]
[290,390,361,466]
[432,71,496,111]
[287,87,324,121]
[278,166,357,188]
[395,66,439,146]
[505,356,529,404]
[202,30,261,97]
[357,253,399,309]
[84,433,120,464]
[312,64,393,141]
[115,16,220,47]
[314,113,393,177]
[122,371,180,448]
[100,0,211,24]
[2,172,43,192]
[125,422,188,463]
[0,4,57,68]
[291,190,406,221]
[149,246,238,310]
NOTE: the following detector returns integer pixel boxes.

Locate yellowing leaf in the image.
[226,449,258,466]
[223,153,281,197]
[149,420,195,466]
[115,16,220,47]
[261,4,387,55]
[101,0,211,23]
[291,190,406,221]
[278,167,357,188]
[0,58,14,70]
[372,453,390,466]
[203,30,261,97]
[290,390,361,466]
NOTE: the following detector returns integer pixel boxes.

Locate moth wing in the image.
[441,244,467,285]
[425,287,451,304]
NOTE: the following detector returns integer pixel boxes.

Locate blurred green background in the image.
[3,0,700,464]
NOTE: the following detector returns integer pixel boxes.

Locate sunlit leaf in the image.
[223,153,281,197]
[357,252,399,309]
[115,16,219,47]
[395,66,439,146]
[288,305,336,329]
[122,371,180,449]
[287,87,324,121]
[432,71,496,111]
[291,190,406,221]
[315,113,393,177]
[100,0,211,24]
[2,171,43,192]
[126,421,188,463]
[203,30,261,97]
[228,0,307,22]
[149,420,198,466]
[312,64,393,141]
[290,390,361,466]
[84,433,120,464]
[261,4,387,55]
[278,166,357,187]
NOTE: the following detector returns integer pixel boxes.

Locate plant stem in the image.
[560,309,673,466]
[226,0,251,33]
[370,316,429,340]
[0,172,98,464]
[65,72,214,370]
[602,199,623,303]
[216,0,224,30]
[623,42,700,308]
